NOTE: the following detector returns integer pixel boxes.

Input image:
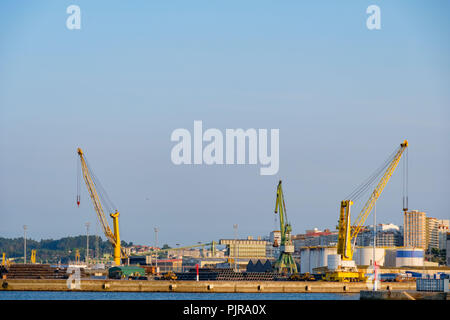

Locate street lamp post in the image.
[373,202,377,291]
[233,224,238,272]
[85,222,90,265]
[23,225,27,264]
[176,243,180,272]
[154,227,159,272]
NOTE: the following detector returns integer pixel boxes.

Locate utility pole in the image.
[373,202,377,291]
[85,222,90,265]
[23,225,27,264]
[233,224,238,271]
[95,234,100,263]
[154,227,159,272]
[197,242,202,258]
[176,243,180,271]
[95,220,100,264]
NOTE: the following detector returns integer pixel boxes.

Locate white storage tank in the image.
[299,246,337,273]
[354,247,386,266]
[310,248,320,271]
[300,248,310,274]
[384,249,397,267]
[328,254,341,271]
[395,248,424,267]
[321,247,337,270]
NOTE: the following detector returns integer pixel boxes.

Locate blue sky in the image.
[0,1,449,246]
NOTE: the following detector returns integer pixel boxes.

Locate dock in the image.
[1,279,415,293]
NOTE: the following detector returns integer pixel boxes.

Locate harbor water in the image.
[0,291,359,300]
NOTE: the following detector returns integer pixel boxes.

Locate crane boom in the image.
[77,148,125,265]
[350,140,408,242]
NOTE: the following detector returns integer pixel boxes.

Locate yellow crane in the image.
[30,249,36,264]
[75,249,80,264]
[77,147,126,266]
[326,140,408,282]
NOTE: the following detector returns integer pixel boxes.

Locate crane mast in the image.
[77,148,125,266]
[273,180,297,274]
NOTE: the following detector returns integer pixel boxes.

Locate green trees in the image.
[0,236,114,264]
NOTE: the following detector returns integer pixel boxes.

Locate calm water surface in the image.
[0,291,359,300]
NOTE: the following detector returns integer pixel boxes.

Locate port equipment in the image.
[75,249,80,264]
[108,266,146,279]
[1,253,7,267]
[30,249,36,264]
[273,180,298,274]
[326,140,408,282]
[162,271,177,280]
[77,148,127,266]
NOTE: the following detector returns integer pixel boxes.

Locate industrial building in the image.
[219,238,268,260]
[292,229,338,249]
[269,231,281,245]
[264,231,281,258]
[447,233,450,266]
[356,224,403,247]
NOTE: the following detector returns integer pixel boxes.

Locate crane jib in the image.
[77,147,124,266]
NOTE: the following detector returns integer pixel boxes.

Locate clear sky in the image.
[1,1,449,247]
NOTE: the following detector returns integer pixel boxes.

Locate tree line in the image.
[0,236,133,264]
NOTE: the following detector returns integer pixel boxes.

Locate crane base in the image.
[324,270,367,282]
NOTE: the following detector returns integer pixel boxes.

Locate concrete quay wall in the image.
[361,290,450,300]
[1,279,415,293]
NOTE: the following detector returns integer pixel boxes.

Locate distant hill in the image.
[0,235,133,264]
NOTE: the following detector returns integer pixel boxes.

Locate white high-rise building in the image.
[404,210,427,249]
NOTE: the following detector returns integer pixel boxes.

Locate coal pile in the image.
[3,264,87,279]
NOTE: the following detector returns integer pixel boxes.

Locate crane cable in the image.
[344,146,400,202]
[76,152,118,215]
[402,147,409,211]
[83,156,117,214]
[76,158,81,207]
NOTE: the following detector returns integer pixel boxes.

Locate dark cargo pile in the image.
[1,264,86,279]
[174,267,282,281]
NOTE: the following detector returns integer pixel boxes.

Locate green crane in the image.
[273,180,298,274]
